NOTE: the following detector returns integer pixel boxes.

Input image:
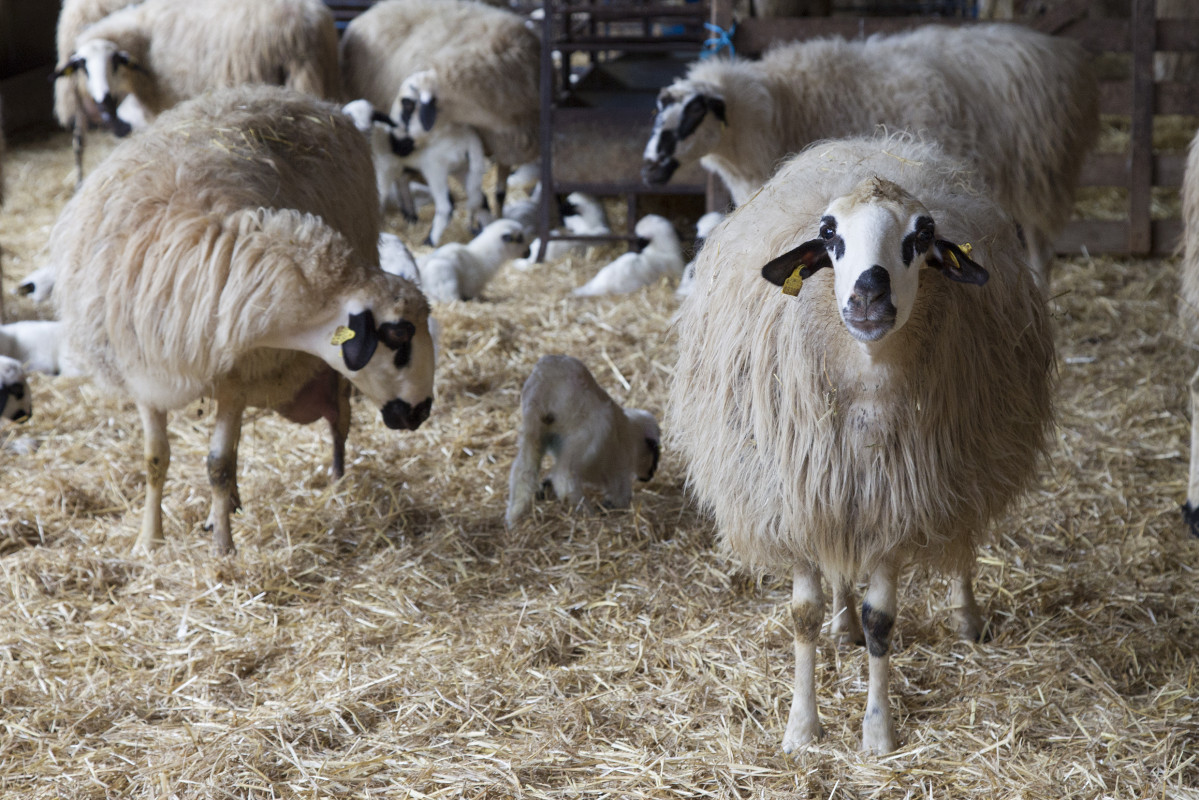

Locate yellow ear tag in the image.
[330,326,356,346]
[781,267,804,296]
[944,242,973,271]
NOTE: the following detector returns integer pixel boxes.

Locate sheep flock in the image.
[2,0,1199,795]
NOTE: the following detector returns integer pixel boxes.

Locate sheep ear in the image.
[371,109,396,127]
[706,96,726,124]
[419,96,437,131]
[928,239,988,286]
[340,310,379,371]
[54,57,84,79]
[641,437,661,482]
[760,239,831,287]
[113,51,147,73]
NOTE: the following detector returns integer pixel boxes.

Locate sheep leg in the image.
[783,563,824,753]
[205,397,245,556]
[329,375,351,481]
[860,560,899,754]
[1185,365,1199,538]
[134,404,170,553]
[830,579,865,645]
[548,468,585,511]
[949,563,984,641]
[463,137,493,234]
[600,475,633,510]
[424,163,453,247]
[494,162,511,214]
[505,429,544,527]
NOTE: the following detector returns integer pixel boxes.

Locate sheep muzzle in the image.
[382,396,432,430]
[641,157,678,186]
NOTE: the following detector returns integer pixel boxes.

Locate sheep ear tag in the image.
[930,240,988,286]
[339,310,379,371]
[760,239,831,296]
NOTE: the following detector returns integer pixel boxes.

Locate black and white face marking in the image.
[59,39,139,136]
[395,70,438,142]
[337,306,435,431]
[641,86,725,186]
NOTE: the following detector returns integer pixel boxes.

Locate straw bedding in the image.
[2,127,1199,799]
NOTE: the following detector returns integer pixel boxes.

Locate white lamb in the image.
[417,219,530,303]
[675,210,725,298]
[572,215,684,297]
[530,192,612,263]
[669,135,1055,754]
[51,85,436,556]
[505,354,660,527]
[54,0,340,183]
[0,320,77,376]
[641,23,1098,278]
[342,97,492,246]
[340,0,540,209]
[0,356,31,425]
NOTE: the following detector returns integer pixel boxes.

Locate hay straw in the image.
[2,128,1199,799]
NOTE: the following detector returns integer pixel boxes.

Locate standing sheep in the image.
[668,135,1054,753]
[54,0,340,183]
[641,24,1098,279]
[506,355,660,527]
[1178,127,1199,538]
[340,0,540,208]
[51,85,436,556]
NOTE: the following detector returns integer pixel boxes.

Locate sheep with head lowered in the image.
[53,0,340,184]
[51,84,436,557]
[506,355,660,527]
[417,219,530,303]
[573,215,684,297]
[668,134,1055,754]
[642,23,1098,279]
[340,0,539,210]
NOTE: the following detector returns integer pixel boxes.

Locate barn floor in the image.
[2,128,1199,800]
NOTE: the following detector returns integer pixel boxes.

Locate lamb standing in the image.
[573,215,684,297]
[54,0,340,183]
[668,135,1054,753]
[51,85,436,556]
[506,355,660,527]
[417,219,530,303]
[641,23,1098,278]
[340,0,540,208]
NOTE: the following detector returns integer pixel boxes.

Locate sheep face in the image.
[760,178,988,346]
[625,408,661,482]
[395,70,439,144]
[0,358,30,424]
[336,302,435,431]
[55,39,143,136]
[641,84,725,186]
[479,219,531,260]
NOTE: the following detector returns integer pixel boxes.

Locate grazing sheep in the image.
[340,0,540,208]
[668,135,1054,753]
[343,97,491,245]
[417,218,530,303]
[51,85,436,556]
[0,320,76,376]
[676,210,725,298]
[1178,127,1199,538]
[641,23,1098,278]
[0,356,31,424]
[54,0,340,184]
[573,215,684,297]
[506,355,660,527]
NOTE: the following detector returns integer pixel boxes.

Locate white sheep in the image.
[0,356,31,425]
[340,0,540,209]
[668,135,1054,754]
[378,232,420,285]
[572,215,684,297]
[675,210,725,298]
[51,85,436,556]
[531,192,612,263]
[506,354,660,527]
[0,320,77,376]
[15,265,56,304]
[417,218,530,303]
[54,0,340,184]
[1178,127,1199,538]
[642,23,1098,279]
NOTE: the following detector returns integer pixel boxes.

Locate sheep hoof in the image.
[536,479,555,501]
[781,720,822,754]
[423,235,435,247]
[1182,501,1199,538]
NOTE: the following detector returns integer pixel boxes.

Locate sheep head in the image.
[56,38,146,137]
[395,70,439,144]
[760,177,987,345]
[641,82,726,186]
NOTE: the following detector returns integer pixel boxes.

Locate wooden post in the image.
[1129,0,1156,255]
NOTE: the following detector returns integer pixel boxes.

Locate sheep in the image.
[1178,127,1199,539]
[50,84,436,556]
[53,0,340,184]
[667,135,1055,754]
[572,215,684,297]
[675,210,725,298]
[417,218,530,303]
[0,320,77,377]
[378,232,420,285]
[15,265,56,304]
[342,97,491,246]
[0,357,31,425]
[641,23,1099,279]
[340,0,540,209]
[505,355,660,527]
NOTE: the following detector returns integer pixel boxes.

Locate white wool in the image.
[573,214,683,297]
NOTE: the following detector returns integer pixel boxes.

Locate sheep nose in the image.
[849,265,891,309]
[381,397,432,430]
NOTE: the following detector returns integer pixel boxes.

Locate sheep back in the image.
[51,84,392,409]
[668,136,1055,581]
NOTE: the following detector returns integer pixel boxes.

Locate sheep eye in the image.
[819,217,837,240]
[913,217,935,249]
